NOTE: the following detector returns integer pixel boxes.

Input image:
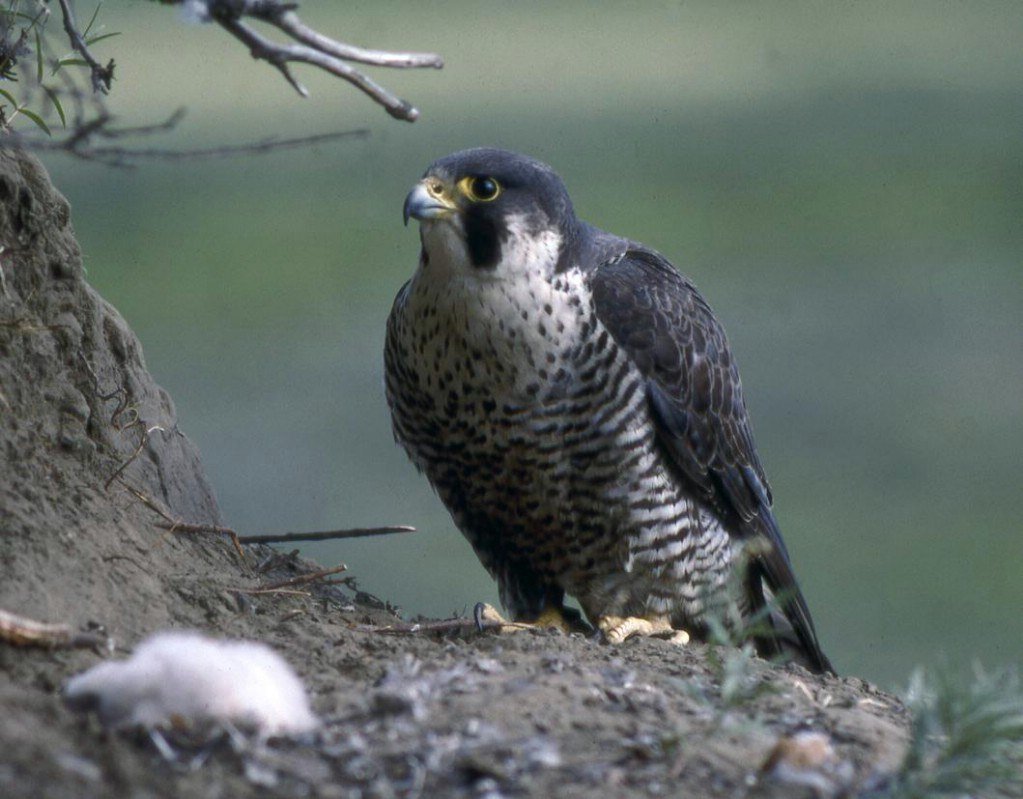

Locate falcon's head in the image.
[403,148,580,277]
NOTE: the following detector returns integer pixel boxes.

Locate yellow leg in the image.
[598,614,691,646]
[473,603,579,635]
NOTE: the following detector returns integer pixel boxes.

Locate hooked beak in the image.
[403,179,456,226]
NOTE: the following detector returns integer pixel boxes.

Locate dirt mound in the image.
[0,147,223,638]
[0,149,911,798]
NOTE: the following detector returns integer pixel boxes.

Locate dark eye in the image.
[460,176,501,202]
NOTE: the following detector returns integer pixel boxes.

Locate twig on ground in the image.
[124,481,411,563]
[95,373,163,492]
[116,480,174,521]
[158,519,247,563]
[227,563,350,598]
[254,562,348,591]
[229,587,311,597]
[153,520,239,537]
[0,608,110,650]
[85,364,243,560]
[104,424,164,490]
[238,526,416,544]
[117,480,247,562]
[354,614,505,636]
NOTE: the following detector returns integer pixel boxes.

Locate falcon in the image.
[385,148,832,673]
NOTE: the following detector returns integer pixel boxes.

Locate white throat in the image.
[417,212,563,286]
[406,214,586,395]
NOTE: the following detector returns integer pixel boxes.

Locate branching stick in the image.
[199,0,442,122]
[56,0,115,92]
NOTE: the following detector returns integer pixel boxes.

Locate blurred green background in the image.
[42,1,1021,688]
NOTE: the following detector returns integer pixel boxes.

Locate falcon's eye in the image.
[459,176,501,203]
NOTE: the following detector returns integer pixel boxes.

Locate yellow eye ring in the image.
[458,175,501,202]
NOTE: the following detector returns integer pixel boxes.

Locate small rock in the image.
[759,730,854,798]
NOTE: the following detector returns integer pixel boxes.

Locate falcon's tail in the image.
[745,513,834,675]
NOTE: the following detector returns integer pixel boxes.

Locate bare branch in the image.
[198,0,442,122]
[98,107,187,137]
[266,10,443,70]
[56,0,115,93]
[75,126,369,162]
[6,110,367,167]
[5,0,441,163]
[215,18,403,118]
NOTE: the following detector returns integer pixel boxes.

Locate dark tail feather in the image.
[746,514,834,675]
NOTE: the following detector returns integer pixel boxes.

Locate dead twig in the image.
[255,562,348,591]
[0,608,110,650]
[118,480,247,562]
[56,0,115,92]
[200,0,443,121]
[153,520,238,537]
[158,520,247,563]
[81,126,368,161]
[268,11,442,70]
[15,109,369,165]
[238,526,416,545]
[94,372,163,493]
[229,587,311,597]
[104,424,164,490]
[6,1,441,165]
[228,563,347,599]
[120,477,410,564]
[354,615,504,636]
[117,479,175,521]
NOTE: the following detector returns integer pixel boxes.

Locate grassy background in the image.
[41,1,1022,687]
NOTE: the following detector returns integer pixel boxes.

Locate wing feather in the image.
[589,248,832,673]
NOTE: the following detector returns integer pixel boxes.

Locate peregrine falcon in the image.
[385,148,832,674]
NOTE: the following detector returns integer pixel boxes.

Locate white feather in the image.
[64,630,318,737]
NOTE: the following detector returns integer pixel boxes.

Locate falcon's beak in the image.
[403,179,456,226]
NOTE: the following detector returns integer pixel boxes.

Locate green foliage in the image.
[703,603,780,711]
[879,667,1023,799]
[691,546,784,713]
[0,0,118,135]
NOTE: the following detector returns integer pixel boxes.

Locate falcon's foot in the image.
[598,614,691,646]
[473,603,586,635]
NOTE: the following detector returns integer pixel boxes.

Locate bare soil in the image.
[0,148,911,799]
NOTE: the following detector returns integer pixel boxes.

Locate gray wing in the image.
[589,248,832,674]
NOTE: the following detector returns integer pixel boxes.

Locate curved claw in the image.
[472,603,582,635]
[598,615,691,646]
[473,602,494,631]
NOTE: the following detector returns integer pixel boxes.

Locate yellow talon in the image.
[598,614,691,646]
[473,603,578,635]
[532,605,577,633]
